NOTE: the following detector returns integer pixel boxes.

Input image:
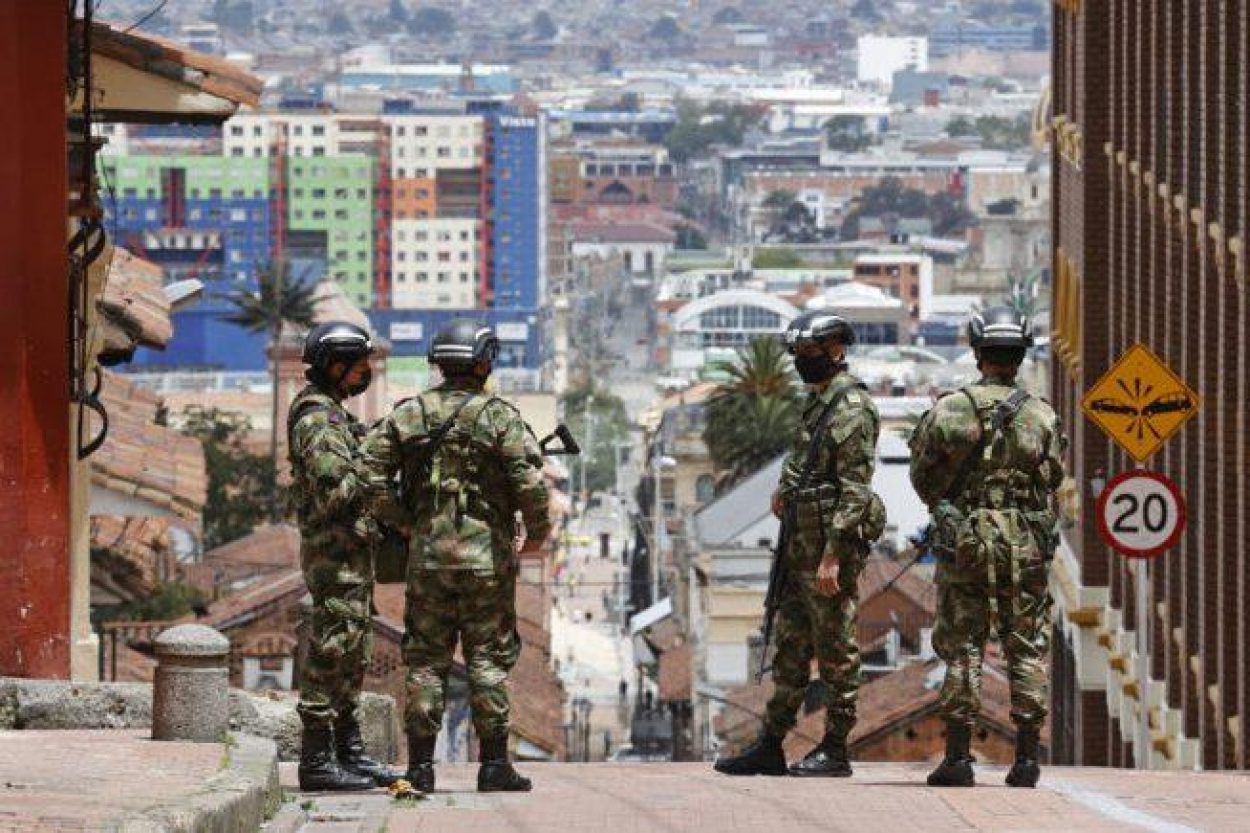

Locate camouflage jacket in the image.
[287,384,372,550]
[778,372,881,562]
[908,375,1067,514]
[360,377,551,574]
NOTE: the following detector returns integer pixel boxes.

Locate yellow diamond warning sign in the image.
[1081,344,1200,462]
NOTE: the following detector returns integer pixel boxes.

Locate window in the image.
[311,125,325,137]
[437,147,451,158]
[397,252,407,262]
[312,209,326,220]
[695,475,716,504]
[415,251,428,261]
[230,125,244,137]
[416,272,428,282]
[312,188,326,199]
[335,209,348,220]
[460,272,470,283]
[312,147,325,157]
[122,187,137,198]
[437,272,450,283]
[231,147,244,157]
[293,125,304,136]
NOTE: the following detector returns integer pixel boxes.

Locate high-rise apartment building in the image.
[101,107,545,372]
[1049,1,1247,770]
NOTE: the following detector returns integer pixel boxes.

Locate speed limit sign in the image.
[1095,470,1186,559]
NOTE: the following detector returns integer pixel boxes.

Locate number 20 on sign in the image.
[1095,471,1187,559]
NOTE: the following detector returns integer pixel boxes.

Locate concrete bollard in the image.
[152,624,231,742]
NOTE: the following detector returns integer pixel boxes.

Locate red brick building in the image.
[1049,0,1247,769]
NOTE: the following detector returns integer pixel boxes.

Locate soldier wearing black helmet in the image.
[360,319,550,793]
[715,311,885,778]
[288,321,398,791]
[908,306,1067,788]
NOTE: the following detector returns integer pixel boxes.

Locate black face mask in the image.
[794,353,841,384]
[344,367,372,397]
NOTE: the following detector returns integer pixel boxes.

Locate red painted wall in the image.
[0,1,71,678]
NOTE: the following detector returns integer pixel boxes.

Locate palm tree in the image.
[220,259,318,521]
[703,336,801,483]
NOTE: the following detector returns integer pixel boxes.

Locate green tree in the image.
[561,386,631,496]
[704,337,800,483]
[825,115,873,153]
[762,189,796,209]
[388,0,409,24]
[328,11,354,35]
[533,10,558,39]
[662,100,766,162]
[180,407,277,549]
[752,247,804,269]
[650,16,682,42]
[945,115,977,137]
[675,224,708,250]
[408,7,456,36]
[114,581,209,622]
[839,177,976,240]
[220,260,317,522]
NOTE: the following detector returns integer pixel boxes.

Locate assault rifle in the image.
[756,507,793,683]
[538,424,582,456]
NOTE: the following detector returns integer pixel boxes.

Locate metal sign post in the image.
[1094,469,1187,770]
[1134,557,1150,769]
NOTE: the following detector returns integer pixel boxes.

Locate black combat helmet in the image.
[968,306,1033,366]
[429,318,500,371]
[782,310,857,354]
[302,321,374,372]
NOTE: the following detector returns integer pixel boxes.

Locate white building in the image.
[391,218,481,310]
[668,289,799,376]
[856,36,930,88]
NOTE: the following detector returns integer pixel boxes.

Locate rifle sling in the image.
[946,387,1031,503]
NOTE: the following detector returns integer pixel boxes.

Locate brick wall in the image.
[1051,0,1248,769]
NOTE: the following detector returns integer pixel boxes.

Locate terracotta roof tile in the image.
[99,248,172,353]
[90,371,207,521]
[85,20,262,107]
[90,515,171,600]
[203,524,301,590]
[202,570,308,631]
[858,557,937,617]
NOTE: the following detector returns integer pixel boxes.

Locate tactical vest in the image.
[402,390,504,531]
[951,386,1048,513]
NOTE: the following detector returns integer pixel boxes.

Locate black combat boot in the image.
[926,724,975,787]
[405,734,437,793]
[788,729,852,777]
[1005,726,1041,788]
[713,732,788,776]
[335,714,401,787]
[477,735,533,792]
[298,726,375,792]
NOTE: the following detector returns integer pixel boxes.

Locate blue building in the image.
[368,307,544,371]
[930,22,1050,56]
[486,112,544,311]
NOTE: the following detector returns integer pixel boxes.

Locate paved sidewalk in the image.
[358,763,1250,833]
[0,729,277,832]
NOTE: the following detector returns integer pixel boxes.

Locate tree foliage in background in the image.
[533,10,558,40]
[752,247,804,269]
[180,407,278,550]
[674,224,708,250]
[560,386,632,496]
[220,259,317,522]
[704,337,801,484]
[839,177,976,240]
[945,113,1032,150]
[408,6,457,36]
[114,581,209,623]
[663,99,766,163]
[824,115,875,153]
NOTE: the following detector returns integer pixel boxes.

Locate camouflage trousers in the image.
[932,508,1053,730]
[297,538,375,730]
[764,556,863,738]
[403,568,520,742]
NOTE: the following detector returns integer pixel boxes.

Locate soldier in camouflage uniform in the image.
[715,311,885,778]
[289,321,397,791]
[908,307,1067,788]
[360,319,551,793]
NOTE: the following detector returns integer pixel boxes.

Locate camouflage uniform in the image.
[908,374,1067,732]
[360,377,551,743]
[288,384,376,731]
[765,372,882,739]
